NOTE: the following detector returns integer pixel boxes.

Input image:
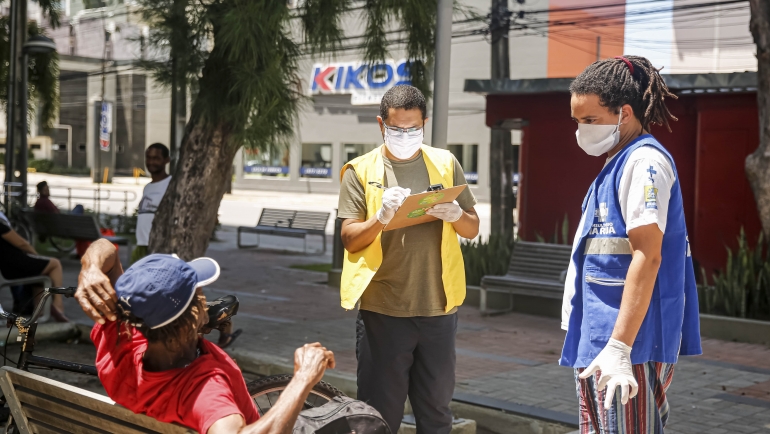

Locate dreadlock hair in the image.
[569,55,678,132]
[117,291,207,348]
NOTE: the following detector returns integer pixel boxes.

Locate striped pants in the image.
[574,362,675,434]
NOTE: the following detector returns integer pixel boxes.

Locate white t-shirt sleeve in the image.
[617,146,675,234]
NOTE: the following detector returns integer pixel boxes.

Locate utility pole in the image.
[4,0,27,208]
[169,0,187,174]
[489,0,515,238]
[431,0,452,149]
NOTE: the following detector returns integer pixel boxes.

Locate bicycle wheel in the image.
[247,375,345,417]
[10,219,32,242]
[49,236,76,253]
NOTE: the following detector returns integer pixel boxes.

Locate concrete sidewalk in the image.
[43,227,770,434]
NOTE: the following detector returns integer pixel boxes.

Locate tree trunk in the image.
[746,0,770,235]
[148,117,237,260]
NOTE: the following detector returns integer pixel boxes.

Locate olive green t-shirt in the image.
[337,150,477,317]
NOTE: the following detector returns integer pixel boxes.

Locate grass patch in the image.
[290,263,332,273]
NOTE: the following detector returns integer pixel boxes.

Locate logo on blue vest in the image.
[591,202,616,235]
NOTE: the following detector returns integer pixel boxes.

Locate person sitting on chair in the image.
[76,239,336,434]
[0,210,67,321]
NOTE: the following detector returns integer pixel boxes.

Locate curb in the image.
[226,347,576,434]
[226,347,359,398]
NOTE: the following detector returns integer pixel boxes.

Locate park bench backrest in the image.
[257,209,297,228]
[24,212,102,240]
[0,367,191,434]
[289,211,330,232]
[508,241,573,281]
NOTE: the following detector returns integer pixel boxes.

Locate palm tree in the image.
[1,1,61,147]
[138,0,438,259]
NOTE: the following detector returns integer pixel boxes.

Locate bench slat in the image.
[23,404,110,434]
[24,213,102,240]
[17,390,151,434]
[28,421,64,434]
[4,368,189,434]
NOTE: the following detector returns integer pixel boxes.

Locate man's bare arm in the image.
[208,344,336,434]
[340,217,384,254]
[75,239,123,323]
[451,207,480,239]
[612,223,663,345]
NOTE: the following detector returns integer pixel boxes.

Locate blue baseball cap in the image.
[115,254,220,329]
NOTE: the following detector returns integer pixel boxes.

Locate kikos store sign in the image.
[309,59,412,105]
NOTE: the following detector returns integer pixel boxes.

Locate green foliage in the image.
[461,235,515,286]
[136,0,440,154]
[28,159,54,172]
[49,166,90,175]
[0,3,61,130]
[699,228,770,321]
[290,263,333,273]
[534,214,571,245]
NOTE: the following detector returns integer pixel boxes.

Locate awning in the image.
[464,72,757,95]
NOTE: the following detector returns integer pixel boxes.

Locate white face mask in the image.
[575,111,623,156]
[384,127,423,160]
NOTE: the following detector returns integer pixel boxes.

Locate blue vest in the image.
[560,135,702,368]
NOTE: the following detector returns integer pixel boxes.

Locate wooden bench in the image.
[0,366,192,434]
[237,208,330,254]
[23,211,129,246]
[479,241,572,317]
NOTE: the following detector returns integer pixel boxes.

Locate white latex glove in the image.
[426,201,463,223]
[579,338,638,410]
[376,187,411,225]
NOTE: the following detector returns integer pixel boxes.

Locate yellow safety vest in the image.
[339,145,466,313]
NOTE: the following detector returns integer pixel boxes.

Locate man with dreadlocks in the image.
[560,55,702,433]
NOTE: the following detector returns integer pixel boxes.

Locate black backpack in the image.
[293,396,391,434]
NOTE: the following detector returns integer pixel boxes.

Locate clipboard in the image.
[383,185,467,231]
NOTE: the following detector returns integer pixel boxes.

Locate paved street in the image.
[25,226,769,434]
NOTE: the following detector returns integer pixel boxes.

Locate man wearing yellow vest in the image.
[337,85,479,433]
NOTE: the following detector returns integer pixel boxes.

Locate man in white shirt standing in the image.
[132,143,171,264]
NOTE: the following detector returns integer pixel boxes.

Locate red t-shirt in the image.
[92,321,259,433]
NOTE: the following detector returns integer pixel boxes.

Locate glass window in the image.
[448,144,478,185]
[301,143,332,178]
[343,144,377,163]
[243,147,290,179]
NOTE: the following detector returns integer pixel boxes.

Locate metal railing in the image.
[26,186,137,212]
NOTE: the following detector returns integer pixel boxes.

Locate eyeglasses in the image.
[383,123,424,137]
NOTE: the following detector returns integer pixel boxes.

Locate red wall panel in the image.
[693,94,761,274]
[487,92,760,274]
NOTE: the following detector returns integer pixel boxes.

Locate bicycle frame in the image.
[1,288,99,377]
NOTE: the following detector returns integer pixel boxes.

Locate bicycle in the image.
[0,287,345,430]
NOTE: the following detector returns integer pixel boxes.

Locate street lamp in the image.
[19,35,56,205]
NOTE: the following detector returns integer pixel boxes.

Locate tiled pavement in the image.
[49,227,770,433]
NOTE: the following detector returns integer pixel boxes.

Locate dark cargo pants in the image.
[357,310,457,434]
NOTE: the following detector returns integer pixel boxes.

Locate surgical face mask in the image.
[383,124,423,159]
[575,111,623,156]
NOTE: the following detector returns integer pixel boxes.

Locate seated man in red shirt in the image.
[76,239,335,434]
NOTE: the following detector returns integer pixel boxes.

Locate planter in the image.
[699,314,770,346]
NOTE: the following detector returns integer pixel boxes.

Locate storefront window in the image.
[243,147,289,179]
[301,143,332,178]
[343,144,377,163]
[448,144,478,185]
